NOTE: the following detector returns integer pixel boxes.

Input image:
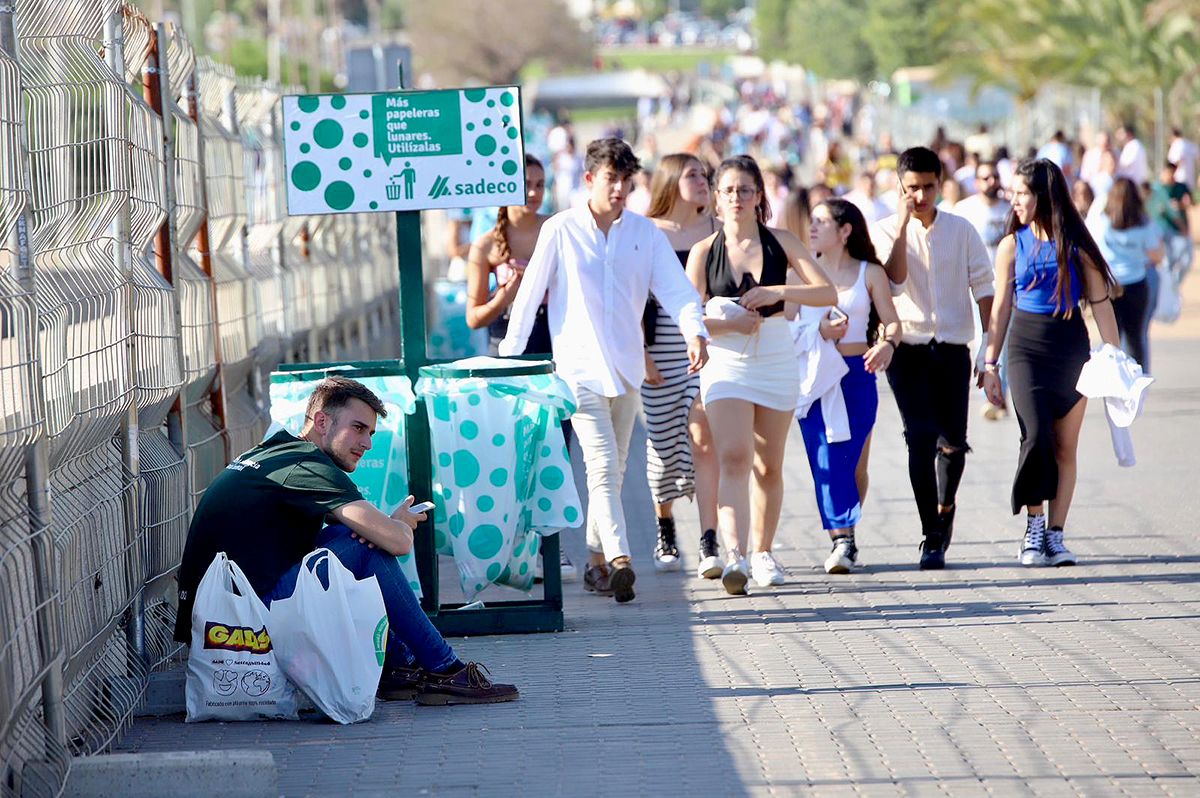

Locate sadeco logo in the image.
[204,621,273,654]
[427,174,520,199]
[427,175,452,199]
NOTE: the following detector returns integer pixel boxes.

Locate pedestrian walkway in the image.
[116,337,1200,796]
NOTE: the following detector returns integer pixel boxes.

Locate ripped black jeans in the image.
[885,340,972,537]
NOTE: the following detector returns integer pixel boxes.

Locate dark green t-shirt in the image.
[173,430,363,643]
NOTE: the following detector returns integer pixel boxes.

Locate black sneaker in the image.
[918,531,945,570]
[415,662,519,706]
[697,529,722,579]
[653,517,681,572]
[377,665,424,701]
[583,563,614,596]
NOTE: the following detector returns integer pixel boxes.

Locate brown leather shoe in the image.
[583,563,613,596]
[377,665,423,701]
[609,558,636,603]
[415,662,519,706]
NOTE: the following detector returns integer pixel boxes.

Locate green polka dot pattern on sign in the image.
[291,162,321,191]
[449,512,465,537]
[359,110,369,119]
[465,88,487,102]
[460,420,478,440]
[364,169,372,178]
[489,467,508,488]
[538,497,552,512]
[487,562,502,580]
[369,201,378,209]
[298,96,319,112]
[331,95,346,109]
[468,393,481,406]
[477,495,494,512]
[313,119,343,149]
[299,143,310,153]
[492,433,505,447]
[452,449,480,487]
[500,91,514,106]
[353,132,368,148]
[438,452,451,467]
[475,135,497,156]
[339,157,352,170]
[541,446,551,457]
[468,524,504,559]
[506,127,519,140]
[290,121,301,131]
[502,160,518,176]
[324,181,354,210]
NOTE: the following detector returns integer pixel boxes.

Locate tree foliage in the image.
[406,0,593,85]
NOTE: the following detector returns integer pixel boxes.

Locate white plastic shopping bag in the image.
[270,549,388,724]
[185,552,299,722]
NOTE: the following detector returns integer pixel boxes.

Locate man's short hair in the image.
[305,376,387,421]
[897,146,943,179]
[584,137,640,178]
[976,159,998,173]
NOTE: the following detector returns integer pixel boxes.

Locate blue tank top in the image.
[1014,226,1082,315]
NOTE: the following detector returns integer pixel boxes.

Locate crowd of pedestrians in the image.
[460,114,1195,601]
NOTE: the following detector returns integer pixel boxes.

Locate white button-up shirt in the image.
[499,205,708,397]
[870,210,994,345]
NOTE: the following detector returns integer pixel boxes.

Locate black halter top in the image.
[704,223,788,317]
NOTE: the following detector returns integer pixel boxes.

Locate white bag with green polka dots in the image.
[415,359,582,601]
[268,373,425,599]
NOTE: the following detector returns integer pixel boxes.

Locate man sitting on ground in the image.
[174,376,518,706]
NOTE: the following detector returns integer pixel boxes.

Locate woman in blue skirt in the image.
[797,199,902,574]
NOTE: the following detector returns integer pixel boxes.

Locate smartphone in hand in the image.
[409,500,436,514]
[828,307,849,323]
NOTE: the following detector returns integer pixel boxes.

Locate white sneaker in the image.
[720,553,749,596]
[824,537,859,574]
[1019,514,1049,567]
[559,547,578,582]
[751,551,786,587]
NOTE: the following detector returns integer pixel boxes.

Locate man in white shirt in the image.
[1115,123,1149,185]
[953,161,1013,421]
[1168,128,1199,189]
[870,147,995,570]
[501,138,709,603]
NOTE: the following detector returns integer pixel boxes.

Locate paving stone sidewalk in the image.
[116,337,1200,796]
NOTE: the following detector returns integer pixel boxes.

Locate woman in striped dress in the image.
[644,154,722,577]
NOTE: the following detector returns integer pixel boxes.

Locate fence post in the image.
[187,69,233,463]
[104,10,147,669]
[145,23,190,472]
[0,0,67,750]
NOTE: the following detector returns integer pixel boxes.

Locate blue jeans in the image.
[263,524,458,672]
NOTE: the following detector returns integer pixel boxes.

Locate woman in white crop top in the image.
[800,199,902,574]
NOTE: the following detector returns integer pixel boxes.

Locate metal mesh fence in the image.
[0,2,400,794]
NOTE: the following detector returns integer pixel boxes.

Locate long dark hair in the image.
[1104,177,1148,230]
[818,198,883,345]
[1005,158,1115,313]
[714,154,771,224]
[492,154,544,262]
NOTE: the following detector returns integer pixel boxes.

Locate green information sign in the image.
[282,85,525,215]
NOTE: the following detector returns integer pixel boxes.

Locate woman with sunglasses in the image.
[686,155,836,594]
